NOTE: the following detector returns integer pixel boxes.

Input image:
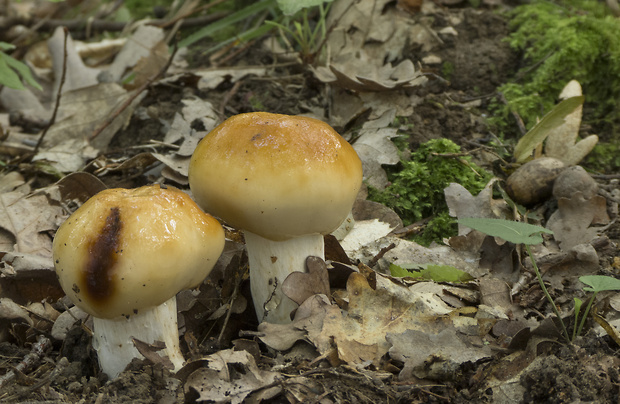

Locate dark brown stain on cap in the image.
[84,207,121,302]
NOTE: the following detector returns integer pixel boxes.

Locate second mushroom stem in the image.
[244,232,324,324]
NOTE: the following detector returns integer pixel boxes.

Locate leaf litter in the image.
[0,0,619,403]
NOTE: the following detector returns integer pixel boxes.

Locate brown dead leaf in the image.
[0,172,26,194]
[547,192,609,251]
[282,256,330,306]
[55,172,107,204]
[106,25,166,83]
[312,57,426,92]
[445,179,509,236]
[387,327,492,381]
[183,349,280,404]
[0,190,64,257]
[43,83,147,150]
[32,138,98,173]
[132,338,175,371]
[258,294,332,351]
[309,272,452,366]
[0,298,34,326]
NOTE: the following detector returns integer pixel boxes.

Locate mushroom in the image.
[189,112,362,324]
[53,185,225,378]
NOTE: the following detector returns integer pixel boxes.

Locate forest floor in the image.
[0,1,619,403]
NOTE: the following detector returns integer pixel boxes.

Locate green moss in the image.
[586,142,620,173]
[493,0,620,137]
[368,139,492,246]
[441,62,455,81]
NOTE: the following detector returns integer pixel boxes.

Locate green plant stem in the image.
[526,244,571,342]
[575,292,597,339]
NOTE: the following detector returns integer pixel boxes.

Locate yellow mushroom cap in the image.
[52,185,225,319]
[188,112,363,241]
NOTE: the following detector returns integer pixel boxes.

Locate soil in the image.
[1,3,619,404]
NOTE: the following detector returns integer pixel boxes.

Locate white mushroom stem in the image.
[91,296,184,378]
[244,231,324,324]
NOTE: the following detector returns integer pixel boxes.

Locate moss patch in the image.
[368,139,492,246]
[492,0,620,145]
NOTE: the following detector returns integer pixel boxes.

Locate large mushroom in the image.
[53,185,225,378]
[189,112,362,324]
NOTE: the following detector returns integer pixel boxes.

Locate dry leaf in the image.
[546,192,609,251]
[106,25,165,82]
[387,327,492,381]
[48,27,100,95]
[312,56,426,92]
[308,272,452,366]
[32,138,98,173]
[544,80,598,165]
[183,349,280,404]
[445,179,509,235]
[282,256,330,306]
[0,190,64,256]
[43,83,147,150]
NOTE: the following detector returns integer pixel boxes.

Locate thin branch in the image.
[32,26,68,156]
[0,12,227,36]
[89,43,179,140]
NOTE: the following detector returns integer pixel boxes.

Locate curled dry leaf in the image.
[183,349,280,404]
[312,57,426,92]
[282,256,330,306]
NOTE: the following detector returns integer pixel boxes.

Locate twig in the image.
[367,243,396,268]
[3,358,69,401]
[0,13,228,36]
[0,336,53,390]
[32,27,68,156]
[155,0,229,29]
[216,273,241,345]
[592,173,620,180]
[218,80,243,117]
[498,92,527,136]
[89,43,179,140]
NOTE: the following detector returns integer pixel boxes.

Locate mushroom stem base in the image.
[245,232,324,324]
[92,296,184,378]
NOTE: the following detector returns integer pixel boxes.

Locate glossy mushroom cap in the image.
[188,112,363,241]
[53,185,225,319]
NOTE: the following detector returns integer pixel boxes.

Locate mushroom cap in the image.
[188,112,363,241]
[53,185,225,319]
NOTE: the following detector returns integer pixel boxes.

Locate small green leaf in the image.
[513,96,584,163]
[579,275,620,293]
[390,263,420,278]
[4,53,42,90]
[0,42,16,51]
[0,55,24,90]
[458,217,553,245]
[390,263,473,283]
[573,297,582,320]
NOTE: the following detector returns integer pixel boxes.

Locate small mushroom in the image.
[53,185,225,378]
[189,112,362,324]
